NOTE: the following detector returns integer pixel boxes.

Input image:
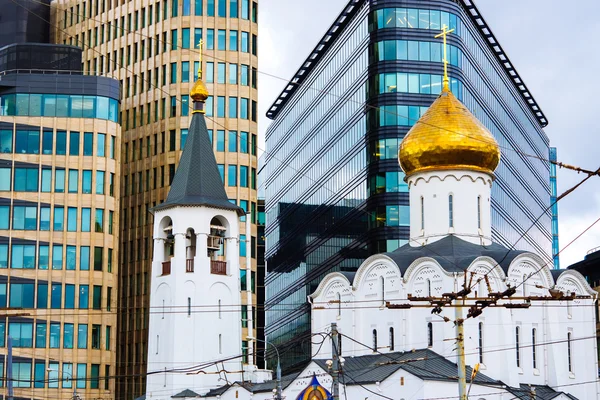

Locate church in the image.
[142,35,598,400]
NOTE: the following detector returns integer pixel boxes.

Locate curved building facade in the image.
[52,1,260,398]
[0,67,121,399]
[263,0,552,371]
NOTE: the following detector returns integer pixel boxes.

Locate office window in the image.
[92,325,101,349]
[79,285,89,309]
[241,0,249,19]
[206,29,214,50]
[0,129,12,153]
[78,324,88,349]
[76,363,86,388]
[181,61,190,83]
[66,246,76,271]
[68,169,79,193]
[94,247,103,271]
[65,284,75,309]
[13,361,32,387]
[207,0,214,15]
[183,0,190,15]
[227,165,237,187]
[69,131,79,155]
[96,171,105,194]
[9,322,33,347]
[95,209,104,233]
[12,206,37,230]
[229,97,238,118]
[241,31,249,52]
[35,322,46,348]
[93,285,102,309]
[0,244,7,269]
[51,283,62,309]
[228,130,237,152]
[217,96,225,118]
[80,246,90,271]
[195,0,203,15]
[240,165,248,187]
[49,323,60,348]
[41,169,51,192]
[83,132,93,156]
[239,131,249,153]
[37,283,47,308]
[11,244,36,269]
[172,0,178,16]
[240,64,249,86]
[216,130,225,151]
[240,98,249,119]
[218,29,226,50]
[15,130,40,154]
[66,207,77,232]
[52,244,64,270]
[13,168,38,192]
[91,364,100,389]
[82,170,92,194]
[106,326,111,350]
[182,28,190,48]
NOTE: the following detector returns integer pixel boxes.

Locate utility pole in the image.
[455,303,467,400]
[331,322,340,400]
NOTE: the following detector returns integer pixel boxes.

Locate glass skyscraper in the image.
[263,0,553,370]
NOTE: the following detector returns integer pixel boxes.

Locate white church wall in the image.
[146,206,244,398]
[310,250,598,399]
[407,170,493,246]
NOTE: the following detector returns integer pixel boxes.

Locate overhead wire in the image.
[26,0,600,175]
[15,0,598,305]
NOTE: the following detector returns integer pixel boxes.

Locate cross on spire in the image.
[435,24,455,92]
[197,39,204,80]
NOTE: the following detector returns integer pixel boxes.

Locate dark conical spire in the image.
[153,112,244,215]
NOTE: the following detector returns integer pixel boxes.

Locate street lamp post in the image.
[250,337,282,400]
[47,367,78,400]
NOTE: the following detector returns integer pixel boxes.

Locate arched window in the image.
[532,328,537,369]
[448,194,454,228]
[389,327,395,351]
[478,322,484,363]
[567,332,573,372]
[427,279,432,297]
[515,327,521,367]
[187,297,191,316]
[477,196,482,229]
[372,329,378,352]
[420,196,425,230]
[427,322,433,347]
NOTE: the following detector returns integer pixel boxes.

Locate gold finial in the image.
[435,24,455,92]
[197,39,204,79]
[190,38,209,108]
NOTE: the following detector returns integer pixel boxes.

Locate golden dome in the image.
[399,88,500,177]
[190,78,209,102]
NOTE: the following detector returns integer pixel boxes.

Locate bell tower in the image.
[145,42,246,398]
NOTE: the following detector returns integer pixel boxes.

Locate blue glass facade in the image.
[550,147,560,269]
[263,0,552,370]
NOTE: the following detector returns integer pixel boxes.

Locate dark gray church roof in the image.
[172,389,201,398]
[385,235,527,274]
[506,384,578,400]
[153,110,244,216]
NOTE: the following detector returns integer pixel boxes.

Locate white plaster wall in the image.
[146,206,243,398]
[310,253,599,399]
[407,170,493,246]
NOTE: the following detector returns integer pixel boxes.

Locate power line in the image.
[29,0,600,175]
[14,0,593,302]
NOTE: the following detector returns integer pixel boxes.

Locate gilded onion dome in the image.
[398,87,501,177]
[190,78,209,102]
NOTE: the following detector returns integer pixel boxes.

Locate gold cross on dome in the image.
[435,24,455,92]
[197,39,204,79]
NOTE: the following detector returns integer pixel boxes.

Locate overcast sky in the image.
[257,0,600,268]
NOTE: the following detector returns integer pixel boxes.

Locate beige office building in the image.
[51,0,259,398]
[0,43,121,398]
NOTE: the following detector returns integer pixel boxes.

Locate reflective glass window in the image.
[64,323,74,349]
[82,170,92,194]
[40,207,50,231]
[81,208,91,232]
[80,247,90,271]
[83,132,93,155]
[66,246,77,271]
[0,168,9,191]
[69,132,80,155]
[67,207,77,232]
[9,322,33,347]
[35,323,46,348]
[52,245,63,270]
[77,324,88,349]
[11,245,36,269]
[0,130,12,153]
